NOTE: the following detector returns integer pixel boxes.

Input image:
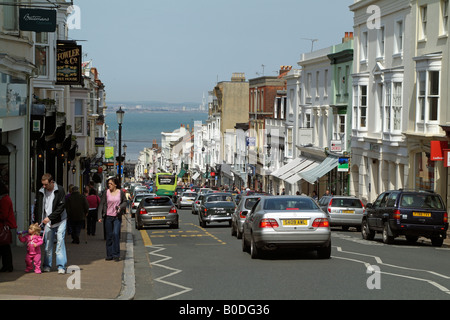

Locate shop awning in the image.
[271,156,320,185]
[192,172,200,181]
[298,156,339,185]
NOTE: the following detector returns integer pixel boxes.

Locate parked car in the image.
[135,196,179,230]
[198,192,236,228]
[319,196,365,231]
[177,191,198,209]
[191,193,203,215]
[362,190,448,246]
[242,196,331,259]
[231,195,264,239]
[129,192,155,218]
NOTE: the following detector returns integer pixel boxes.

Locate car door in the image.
[368,193,387,230]
[375,192,390,229]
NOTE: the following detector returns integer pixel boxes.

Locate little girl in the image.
[18,223,44,274]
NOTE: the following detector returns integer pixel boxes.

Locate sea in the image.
[105,110,208,161]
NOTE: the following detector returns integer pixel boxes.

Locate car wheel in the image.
[250,236,261,259]
[236,227,243,240]
[382,223,394,244]
[361,219,375,240]
[242,233,250,253]
[431,237,444,247]
[231,222,236,237]
[317,241,331,259]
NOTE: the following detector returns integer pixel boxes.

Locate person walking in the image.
[18,223,43,274]
[98,177,127,262]
[66,186,89,244]
[34,173,67,274]
[0,182,17,272]
[86,188,100,236]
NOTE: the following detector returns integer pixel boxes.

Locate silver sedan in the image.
[242,196,331,259]
[135,196,179,230]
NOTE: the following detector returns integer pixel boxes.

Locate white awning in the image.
[271,156,320,185]
[192,172,200,181]
[298,156,339,185]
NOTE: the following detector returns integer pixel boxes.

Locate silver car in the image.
[319,196,365,231]
[242,196,331,259]
[130,192,155,218]
[231,196,262,239]
[177,191,198,209]
[135,196,179,230]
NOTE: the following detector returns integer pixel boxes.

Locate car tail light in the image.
[393,209,401,220]
[444,213,448,224]
[139,208,147,215]
[169,206,177,214]
[328,199,333,213]
[360,200,365,214]
[239,211,246,219]
[312,218,329,228]
[259,218,279,228]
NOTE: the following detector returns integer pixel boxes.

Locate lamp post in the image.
[116,107,125,187]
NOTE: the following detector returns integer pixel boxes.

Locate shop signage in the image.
[338,157,349,172]
[430,141,448,161]
[95,137,105,147]
[330,140,342,152]
[56,41,82,85]
[19,8,56,32]
[444,150,450,168]
[105,147,114,161]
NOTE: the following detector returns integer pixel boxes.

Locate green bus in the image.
[155,173,177,196]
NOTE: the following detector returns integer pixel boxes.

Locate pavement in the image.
[0,214,135,300]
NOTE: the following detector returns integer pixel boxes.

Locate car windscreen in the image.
[331,198,363,208]
[182,192,197,197]
[264,198,319,210]
[143,197,172,206]
[206,195,233,202]
[400,194,444,210]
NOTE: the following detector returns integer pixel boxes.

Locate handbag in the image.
[0,225,12,245]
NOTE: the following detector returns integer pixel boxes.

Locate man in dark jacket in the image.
[34,173,67,274]
[66,186,89,244]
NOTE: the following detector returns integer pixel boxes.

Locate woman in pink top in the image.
[98,177,127,261]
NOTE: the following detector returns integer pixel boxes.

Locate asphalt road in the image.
[132,208,450,301]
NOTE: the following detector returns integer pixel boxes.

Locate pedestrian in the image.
[281,188,286,195]
[98,177,127,262]
[34,173,67,274]
[311,190,318,202]
[66,186,89,244]
[0,181,17,272]
[18,223,43,274]
[86,188,100,236]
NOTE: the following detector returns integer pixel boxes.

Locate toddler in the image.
[18,223,44,274]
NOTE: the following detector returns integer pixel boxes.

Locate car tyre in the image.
[317,241,331,259]
[431,237,444,247]
[382,223,395,244]
[250,236,261,259]
[242,233,250,253]
[231,222,237,237]
[361,219,375,240]
[236,227,243,240]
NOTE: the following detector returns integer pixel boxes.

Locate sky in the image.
[69,0,354,104]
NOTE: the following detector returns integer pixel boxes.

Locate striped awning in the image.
[298,156,339,185]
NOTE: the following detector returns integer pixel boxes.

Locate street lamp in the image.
[116,107,125,186]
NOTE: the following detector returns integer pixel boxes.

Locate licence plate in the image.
[413,212,431,218]
[152,216,165,220]
[282,219,308,226]
[342,210,355,214]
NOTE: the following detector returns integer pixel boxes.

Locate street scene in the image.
[1,0,450,305]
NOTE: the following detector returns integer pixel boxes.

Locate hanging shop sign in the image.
[56,41,82,85]
[338,157,349,172]
[444,150,450,168]
[19,8,57,32]
[430,141,449,161]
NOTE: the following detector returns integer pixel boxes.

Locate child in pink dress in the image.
[18,224,44,274]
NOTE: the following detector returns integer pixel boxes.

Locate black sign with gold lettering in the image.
[56,42,82,85]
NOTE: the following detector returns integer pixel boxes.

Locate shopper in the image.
[86,188,100,236]
[66,186,89,244]
[0,181,17,272]
[34,173,67,274]
[98,177,127,261]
